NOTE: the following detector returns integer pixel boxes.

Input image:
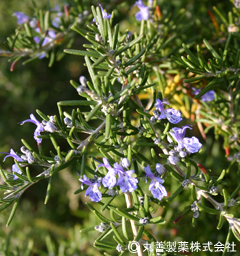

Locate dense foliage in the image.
[0,1,240,256]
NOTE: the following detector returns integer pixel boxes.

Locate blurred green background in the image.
[0,0,239,255]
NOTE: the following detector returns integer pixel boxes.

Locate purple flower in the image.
[144,165,167,201]
[19,114,44,144]
[97,158,117,189]
[93,4,111,22]
[182,137,202,154]
[78,174,102,202]
[154,99,182,124]
[167,125,202,154]
[167,125,192,150]
[114,163,138,193]
[192,88,215,102]
[12,11,30,25]
[134,0,149,21]
[34,30,56,59]
[2,149,22,180]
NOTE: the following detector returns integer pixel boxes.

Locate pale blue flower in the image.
[134,0,149,21]
[97,158,117,189]
[19,114,44,144]
[144,165,167,201]
[193,88,215,102]
[167,125,192,150]
[183,137,202,154]
[33,30,56,59]
[2,149,22,180]
[78,174,102,202]
[114,163,138,193]
[154,99,182,124]
[12,11,29,24]
[167,125,202,154]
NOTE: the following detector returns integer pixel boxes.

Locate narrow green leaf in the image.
[217,213,225,230]
[113,24,119,50]
[65,150,74,162]
[149,216,165,224]
[182,43,199,66]
[44,11,50,31]
[26,167,33,183]
[107,19,113,48]
[110,223,125,245]
[223,33,232,62]
[166,185,184,201]
[124,48,145,67]
[144,194,149,213]
[64,49,100,58]
[101,196,115,212]
[196,203,220,215]
[44,176,53,204]
[85,104,102,121]
[105,113,111,139]
[122,217,130,241]
[24,23,32,37]
[203,38,221,60]
[85,55,101,94]
[86,203,111,223]
[134,226,144,241]
[6,197,20,226]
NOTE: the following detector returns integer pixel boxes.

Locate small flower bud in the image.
[95,33,103,43]
[191,201,199,212]
[156,163,164,175]
[193,211,199,218]
[27,154,36,164]
[152,109,160,118]
[150,116,156,123]
[29,18,37,28]
[116,244,125,252]
[20,146,29,154]
[43,121,58,133]
[179,151,187,158]
[126,31,132,42]
[107,189,118,196]
[169,150,176,156]
[79,76,87,87]
[154,138,161,145]
[121,158,130,169]
[116,60,121,66]
[182,179,189,187]
[138,196,144,205]
[49,116,55,123]
[209,186,217,194]
[95,222,108,232]
[21,155,28,161]
[109,49,115,55]
[54,155,61,163]
[76,86,86,94]
[139,217,149,225]
[64,117,72,126]
[168,155,179,165]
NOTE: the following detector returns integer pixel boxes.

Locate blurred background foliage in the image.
[0,0,238,255]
